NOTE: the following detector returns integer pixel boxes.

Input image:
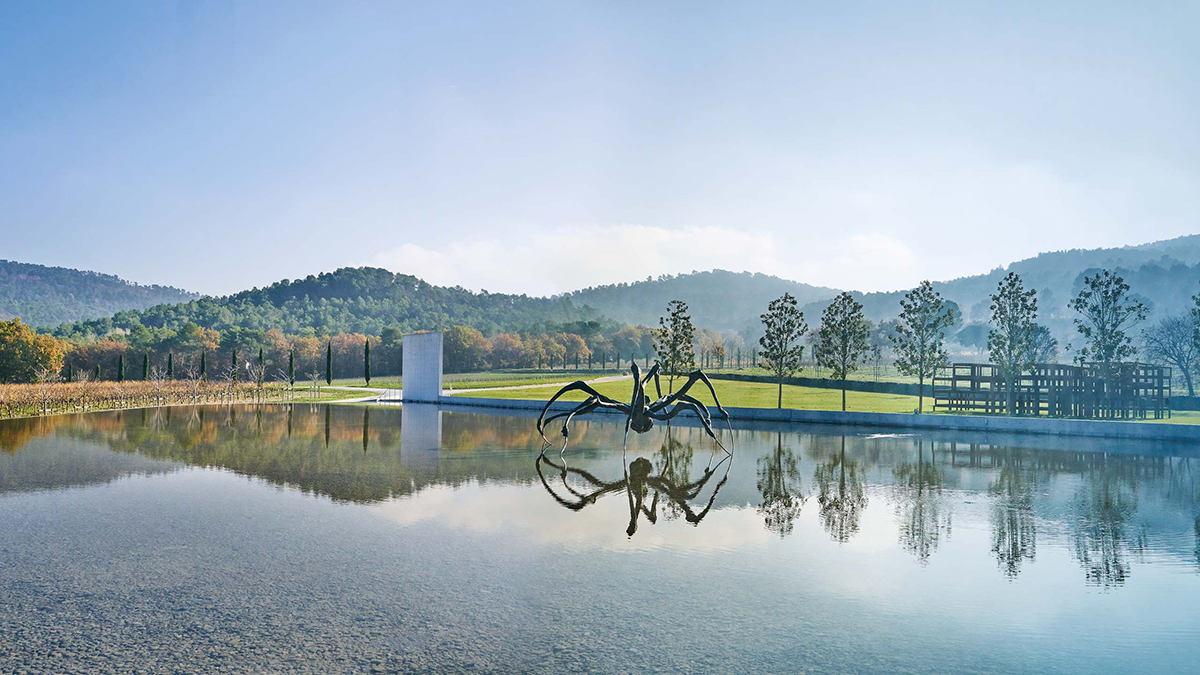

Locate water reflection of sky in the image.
[3,405,1200,673]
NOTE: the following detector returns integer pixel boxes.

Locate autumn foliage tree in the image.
[0,319,67,384]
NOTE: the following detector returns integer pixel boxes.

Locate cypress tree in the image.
[117,354,125,382]
[288,349,295,386]
[142,352,149,380]
[364,339,372,386]
[232,349,238,383]
[167,352,174,380]
[94,364,101,381]
[258,347,265,386]
[200,350,207,381]
[326,341,333,385]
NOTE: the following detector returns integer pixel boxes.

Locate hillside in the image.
[564,270,839,333]
[793,234,1200,350]
[0,260,196,328]
[52,266,600,340]
[40,233,1200,345]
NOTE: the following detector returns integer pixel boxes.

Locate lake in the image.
[2,404,1199,673]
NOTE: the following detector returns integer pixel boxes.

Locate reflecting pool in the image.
[2,405,1200,673]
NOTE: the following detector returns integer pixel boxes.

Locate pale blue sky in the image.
[2,1,1197,296]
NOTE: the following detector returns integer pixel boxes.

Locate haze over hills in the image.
[28,233,1200,345]
[0,260,196,329]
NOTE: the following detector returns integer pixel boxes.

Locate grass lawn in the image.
[291,385,383,402]
[452,378,922,414]
[327,369,624,390]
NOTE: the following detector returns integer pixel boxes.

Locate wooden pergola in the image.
[932,362,1171,419]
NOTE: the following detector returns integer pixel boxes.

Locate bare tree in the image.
[33,367,59,415]
[1143,314,1198,396]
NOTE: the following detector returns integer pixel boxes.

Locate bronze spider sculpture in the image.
[536,362,731,452]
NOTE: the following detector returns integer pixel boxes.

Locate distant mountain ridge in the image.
[0,260,196,328]
[563,270,839,334]
[29,232,1200,342]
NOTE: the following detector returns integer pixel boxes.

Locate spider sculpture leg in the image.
[538,396,630,449]
[647,400,727,450]
[537,381,629,443]
[652,369,731,420]
[640,362,663,399]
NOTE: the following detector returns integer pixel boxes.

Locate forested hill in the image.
[799,233,1200,330]
[52,267,600,340]
[0,260,196,328]
[564,270,839,333]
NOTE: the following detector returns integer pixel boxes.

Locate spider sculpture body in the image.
[536,362,730,450]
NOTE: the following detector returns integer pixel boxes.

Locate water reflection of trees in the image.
[989,452,1038,579]
[1071,460,1145,587]
[756,433,805,537]
[813,437,867,543]
[892,440,951,563]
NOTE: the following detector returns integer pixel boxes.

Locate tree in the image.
[288,349,296,387]
[363,339,372,386]
[758,293,808,409]
[142,352,150,380]
[257,347,265,386]
[1028,325,1059,364]
[814,292,871,411]
[0,319,67,384]
[987,272,1039,415]
[955,323,990,351]
[489,333,525,368]
[655,300,696,392]
[200,350,207,381]
[757,434,805,537]
[232,348,238,383]
[117,353,125,383]
[167,352,174,380]
[1069,270,1148,414]
[890,281,955,413]
[325,341,333,385]
[443,325,490,373]
[1143,314,1198,396]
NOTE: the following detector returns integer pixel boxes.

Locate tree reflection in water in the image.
[756,433,805,537]
[535,424,732,537]
[814,436,867,543]
[1072,459,1145,587]
[891,439,951,563]
[989,451,1037,579]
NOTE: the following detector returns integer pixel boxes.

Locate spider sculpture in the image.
[535,431,732,536]
[536,362,731,452]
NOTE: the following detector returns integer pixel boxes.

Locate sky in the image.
[2,1,1198,297]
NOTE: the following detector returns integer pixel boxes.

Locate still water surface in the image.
[2,405,1199,673]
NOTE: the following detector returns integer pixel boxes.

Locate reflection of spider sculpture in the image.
[535,444,733,536]
[536,363,730,451]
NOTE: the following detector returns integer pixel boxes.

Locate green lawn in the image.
[327,369,624,390]
[452,378,922,414]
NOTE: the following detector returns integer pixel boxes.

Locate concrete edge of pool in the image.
[427,395,1200,442]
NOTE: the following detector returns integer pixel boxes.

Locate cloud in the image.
[373,224,784,296]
